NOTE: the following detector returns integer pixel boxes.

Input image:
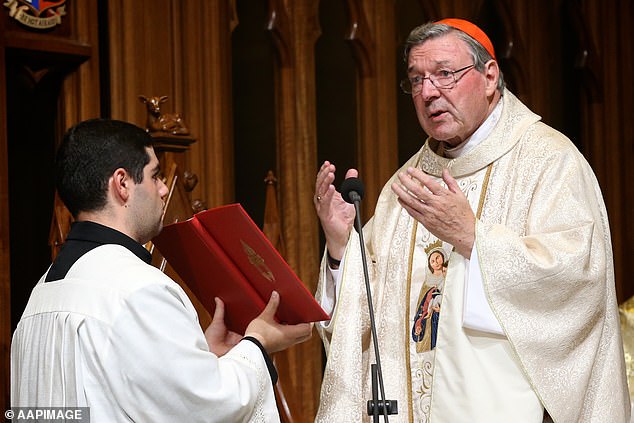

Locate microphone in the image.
[338,177,397,422]
[340,177,365,204]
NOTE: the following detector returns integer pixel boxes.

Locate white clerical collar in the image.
[443,95,504,159]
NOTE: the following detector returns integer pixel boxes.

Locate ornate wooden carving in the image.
[263,171,285,255]
[139,95,191,136]
[149,131,196,154]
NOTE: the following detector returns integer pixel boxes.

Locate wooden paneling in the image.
[2,0,633,420]
[108,1,176,124]
[576,0,634,301]
[315,0,359,195]
[270,2,322,419]
[108,0,234,208]
[350,0,399,215]
[177,1,235,208]
[59,1,101,127]
[232,0,277,226]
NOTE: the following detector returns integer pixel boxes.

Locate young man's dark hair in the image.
[55,119,152,217]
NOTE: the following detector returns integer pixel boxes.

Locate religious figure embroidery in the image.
[412,240,448,352]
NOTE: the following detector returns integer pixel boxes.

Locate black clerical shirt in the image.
[45,220,152,282]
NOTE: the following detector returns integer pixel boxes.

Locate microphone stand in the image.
[348,191,398,423]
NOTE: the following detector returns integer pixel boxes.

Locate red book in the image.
[152,203,329,334]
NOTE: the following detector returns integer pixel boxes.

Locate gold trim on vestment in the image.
[405,220,418,423]
[477,164,493,218]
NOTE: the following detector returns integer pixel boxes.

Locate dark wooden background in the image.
[1,0,632,420]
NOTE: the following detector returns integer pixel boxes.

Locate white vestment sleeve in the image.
[462,247,505,336]
[105,284,279,423]
[318,251,345,330]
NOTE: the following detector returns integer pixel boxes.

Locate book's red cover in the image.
[152,203,329,334]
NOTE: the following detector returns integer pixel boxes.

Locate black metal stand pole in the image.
[353,201,398,423]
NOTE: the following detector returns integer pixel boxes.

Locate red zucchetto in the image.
[435,18,496,60]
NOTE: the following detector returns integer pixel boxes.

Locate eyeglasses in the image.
[400,64,475,95]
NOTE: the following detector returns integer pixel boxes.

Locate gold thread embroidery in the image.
[476,164,493,219]
[405,219,418,423]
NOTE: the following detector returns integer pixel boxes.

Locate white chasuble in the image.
[407,169,541,423]
[315,89,630,423]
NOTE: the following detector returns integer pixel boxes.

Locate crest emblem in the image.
[240,240,275,283]
[4,0,67,29]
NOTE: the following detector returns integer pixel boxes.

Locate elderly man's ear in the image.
[484,60,500,96]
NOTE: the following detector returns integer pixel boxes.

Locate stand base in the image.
[367,400,398,416]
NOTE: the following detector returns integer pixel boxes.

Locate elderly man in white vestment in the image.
[313,18,630,423]
[11,119,312,422]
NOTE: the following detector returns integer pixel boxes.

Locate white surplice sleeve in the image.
[101,283,279,423]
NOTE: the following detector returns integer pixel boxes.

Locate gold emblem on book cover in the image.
[241,240,275,282]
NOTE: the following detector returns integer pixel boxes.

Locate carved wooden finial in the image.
[191,199,207,214]
[264,170,277,185]
[183,171,198,192]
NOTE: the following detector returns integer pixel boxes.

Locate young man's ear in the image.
[111,168,131,204]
